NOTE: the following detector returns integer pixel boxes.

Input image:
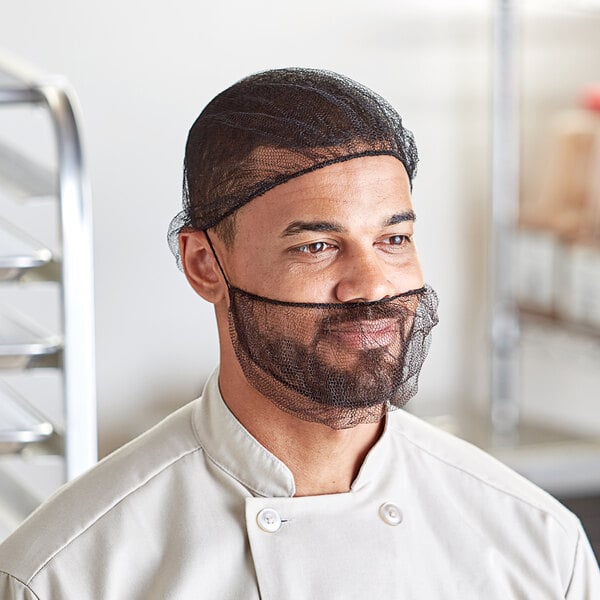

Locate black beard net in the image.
[228,284,439,429]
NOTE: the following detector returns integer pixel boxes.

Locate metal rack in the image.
[429,0,600,498]
[0,53,96,531]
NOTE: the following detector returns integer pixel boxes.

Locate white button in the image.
[379,502,402,526]
[256,508,282,532]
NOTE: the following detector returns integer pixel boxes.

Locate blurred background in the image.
[0,0,598,553]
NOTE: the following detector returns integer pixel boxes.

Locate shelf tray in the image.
[0,75,42,105]
[0,309,62,369]
[0,217,54,281]
[0,379,54,453]
[0,139,55,202]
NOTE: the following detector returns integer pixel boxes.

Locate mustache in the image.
[317,302,412,334]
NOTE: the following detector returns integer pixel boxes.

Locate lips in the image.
[326,318,398,350]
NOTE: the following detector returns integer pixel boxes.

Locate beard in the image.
[261,321,406,409]
[227,284,438,429]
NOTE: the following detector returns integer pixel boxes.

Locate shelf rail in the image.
[490,0,521,436]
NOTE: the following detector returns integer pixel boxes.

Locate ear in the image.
[179,230,228,303]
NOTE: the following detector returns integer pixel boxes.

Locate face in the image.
[187,154,435,426]
[218,154,423,304]
[214,155,426,415]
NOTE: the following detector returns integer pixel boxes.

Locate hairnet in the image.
[168,67,418,266]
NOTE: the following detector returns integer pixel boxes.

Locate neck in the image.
[267,417,384,497]
[218,354,384,497]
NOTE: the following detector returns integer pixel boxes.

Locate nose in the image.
[334,248,397,303]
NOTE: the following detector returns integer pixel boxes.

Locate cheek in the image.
[390,256,424,291]
[276,312,316,345]
[251,265,334,303]
[247,302,320,347]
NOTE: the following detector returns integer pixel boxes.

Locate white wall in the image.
[1,1,598,458]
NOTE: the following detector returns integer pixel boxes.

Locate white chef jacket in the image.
[0,368,597,599]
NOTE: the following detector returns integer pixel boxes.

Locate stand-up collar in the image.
[192,368,392,498]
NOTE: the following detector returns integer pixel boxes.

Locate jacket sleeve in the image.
[565,526,600,599]
[0,572,39,599]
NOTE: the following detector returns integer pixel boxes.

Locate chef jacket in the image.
[0,368,598,599]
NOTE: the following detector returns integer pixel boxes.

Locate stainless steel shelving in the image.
[0,309,62,370]
[0,52,96,530]
[430,1,600,498]
[0,217,54,282]
[0,380,54,454]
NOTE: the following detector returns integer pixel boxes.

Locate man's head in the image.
[173,68,438,428]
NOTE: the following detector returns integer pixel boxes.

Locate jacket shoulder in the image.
[388,409,581,537]
[0,400,202,585]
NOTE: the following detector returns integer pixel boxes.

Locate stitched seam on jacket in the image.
[199,442,271,498]
[0,571,41,600]
[564,528,581,597]
[391,420,574,538]
[28,447,202,583]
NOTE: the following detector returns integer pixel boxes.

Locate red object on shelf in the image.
[581,84,600,112]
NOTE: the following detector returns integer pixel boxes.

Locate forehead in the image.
[232,155,413,236]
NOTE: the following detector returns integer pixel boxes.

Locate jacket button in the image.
[379,502,403,526]
[256,508,282,532]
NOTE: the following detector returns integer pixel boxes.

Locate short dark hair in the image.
[212,211,237,247]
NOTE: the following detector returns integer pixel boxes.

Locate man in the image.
[0,68,598,598]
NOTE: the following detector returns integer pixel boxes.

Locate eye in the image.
[385,234,411,246]
[296,241,332,254]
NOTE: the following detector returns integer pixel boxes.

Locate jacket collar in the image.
[192,368,391,498]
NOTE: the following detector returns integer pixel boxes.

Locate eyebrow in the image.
[386,210,416,225]
[281,210,416,237]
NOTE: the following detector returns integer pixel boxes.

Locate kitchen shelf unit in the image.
[0,53,96,531]
[420,1,600,500]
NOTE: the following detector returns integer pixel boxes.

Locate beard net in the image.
[168,67,419,269]
[227,283,439,429]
